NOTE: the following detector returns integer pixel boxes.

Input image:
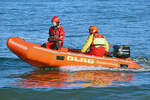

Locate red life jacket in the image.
[49,25,65,43]
[88,33,105,57]
[90,33,105,50]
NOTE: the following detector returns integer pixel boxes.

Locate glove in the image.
[48,38,62,42]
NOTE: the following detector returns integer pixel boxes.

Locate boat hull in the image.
[7,37,141,69]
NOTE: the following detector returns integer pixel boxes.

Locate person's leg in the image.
[41,43,47,48]
[52,41,59,50]
[52,41,63,50]
[41,42,55,49]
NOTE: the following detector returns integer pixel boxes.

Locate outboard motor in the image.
[113,45,130,58]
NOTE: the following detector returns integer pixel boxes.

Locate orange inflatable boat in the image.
[7,37,141,69]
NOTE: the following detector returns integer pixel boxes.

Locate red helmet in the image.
[89,25,98,34]
[51,16,60,22]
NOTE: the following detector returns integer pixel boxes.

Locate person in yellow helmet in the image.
[81,26,109,57]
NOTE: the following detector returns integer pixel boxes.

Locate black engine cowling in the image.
[113,45,130,58]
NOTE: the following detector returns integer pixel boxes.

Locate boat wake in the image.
[59,66,150,72]
[59,57,150,72]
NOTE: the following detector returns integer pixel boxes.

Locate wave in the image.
[1,56,150,72]
[0,57,21,62]
[132,57,150,69]
[0,57,33,69]
[59,66,150,73]
[59,57,150,72]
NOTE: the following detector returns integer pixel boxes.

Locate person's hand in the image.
[86,49,90,53]
[48,38,50,42]
[48,38,56,42]
[55,39,62,41]
[48,38,54,42]
[78,50,81,53]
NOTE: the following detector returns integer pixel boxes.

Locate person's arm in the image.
[104,37,109,52]
[48,27,54,42]
[81,34,93,53]
[59,26,65,42]
[49,27,52,37]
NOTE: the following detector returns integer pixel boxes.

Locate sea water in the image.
[0,0,150,100]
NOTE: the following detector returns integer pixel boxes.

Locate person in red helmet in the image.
[81,25,109,57]
[42,16,65,50]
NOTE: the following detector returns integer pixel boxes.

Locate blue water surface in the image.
[0,0,150,100]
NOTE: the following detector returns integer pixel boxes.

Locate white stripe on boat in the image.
[9,39,28,50]
[33,46,132,64]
